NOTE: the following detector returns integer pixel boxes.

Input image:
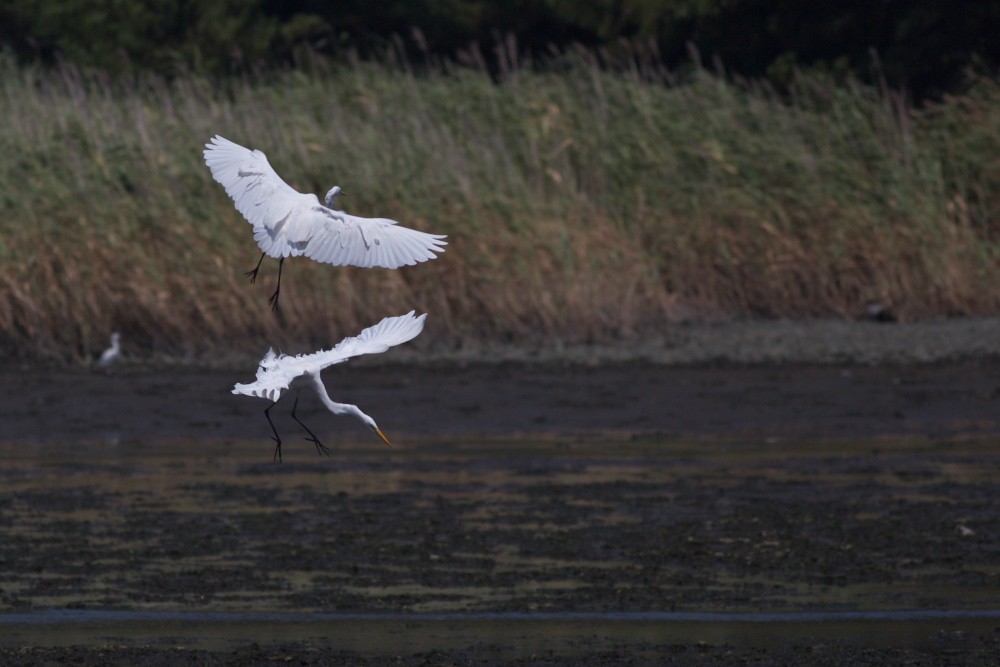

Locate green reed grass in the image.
[1,54,999,363]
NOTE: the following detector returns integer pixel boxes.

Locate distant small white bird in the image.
[98,332,121,367]
[233,311,427,461]
[203,135,447,310]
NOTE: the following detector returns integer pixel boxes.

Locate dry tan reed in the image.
[0,55,998,363]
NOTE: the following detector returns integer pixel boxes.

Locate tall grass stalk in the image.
[1,54,999,362]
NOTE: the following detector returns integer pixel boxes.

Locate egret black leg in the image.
[264,401,283,462]
[245,252,266,284]
[291,395,331,456]
[267,257,284,311]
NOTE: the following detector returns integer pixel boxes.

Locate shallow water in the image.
[2,434,1000,653]
[5,609,1000,654]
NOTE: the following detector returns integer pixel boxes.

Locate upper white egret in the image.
[98,332,121,367]
[233,311,427,461]
[203,135,447,310]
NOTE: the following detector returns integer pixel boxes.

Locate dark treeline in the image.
[1,0,997,100]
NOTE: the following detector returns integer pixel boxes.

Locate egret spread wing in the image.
[299,310,428,370]
[232,348,295,402]
[303,209,447,269]
[204,135,317,257]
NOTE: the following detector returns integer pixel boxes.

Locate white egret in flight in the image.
[203,136,447,310]
[233,311,427,461]
[98,332,121,367]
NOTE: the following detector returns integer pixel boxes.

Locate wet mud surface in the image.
[6,360,1000,443]
[2,361,1000,664]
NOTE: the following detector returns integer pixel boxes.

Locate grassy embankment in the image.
[1,54,998,363]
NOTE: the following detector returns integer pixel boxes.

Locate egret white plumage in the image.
[98,333,121,367]
[203,135,447,310]
[233,311,427,461]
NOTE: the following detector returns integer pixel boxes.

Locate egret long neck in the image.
[307,372,363,419]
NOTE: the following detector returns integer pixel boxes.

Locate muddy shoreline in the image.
[4,359,1000,446]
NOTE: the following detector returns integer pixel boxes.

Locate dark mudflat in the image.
[4,360,1000,443]
[1,360,1000,664]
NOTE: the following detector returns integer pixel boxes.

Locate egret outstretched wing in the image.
[232,347,288,401]
[302,210,447,269]
[203,135,314,258]
[309,310,428,367]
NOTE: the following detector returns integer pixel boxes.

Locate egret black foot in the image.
[306,437,331,457]
[247,252,266,285]
[272,437,283,463]
[268,288,280,311]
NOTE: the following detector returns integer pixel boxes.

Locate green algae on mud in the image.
[2,434,1000,618]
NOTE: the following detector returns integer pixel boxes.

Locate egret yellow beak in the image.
[374,427,392,448]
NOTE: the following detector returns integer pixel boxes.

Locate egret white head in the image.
[324,186,345,209]
[359,412,391,448]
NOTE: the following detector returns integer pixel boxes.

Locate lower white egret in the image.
[233,311,427,461]
[98,333,121,367]
[203,136,447,310]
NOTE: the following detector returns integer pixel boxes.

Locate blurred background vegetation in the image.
[2,0,998,99]
[0,1,998,363]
